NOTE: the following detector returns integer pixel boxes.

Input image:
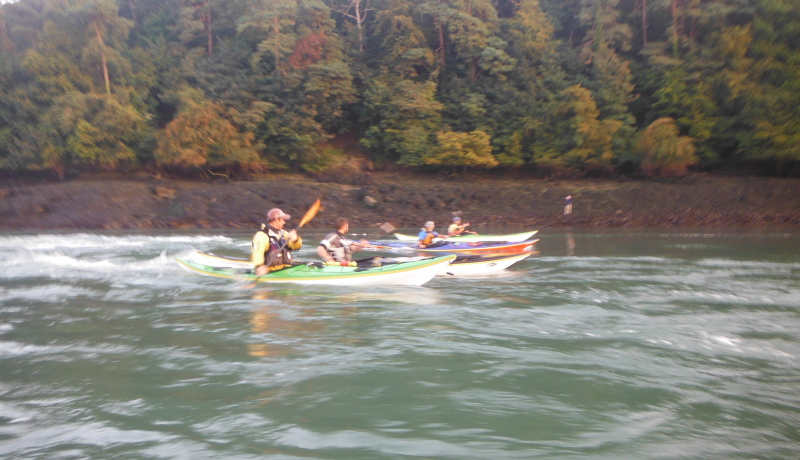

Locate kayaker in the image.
[252,208,303,276]
[317,218,368,264]
[418,221,440,248]
[447,216,475,237]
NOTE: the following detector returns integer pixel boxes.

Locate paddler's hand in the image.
[287,229,298,242]
[351,239,372,251]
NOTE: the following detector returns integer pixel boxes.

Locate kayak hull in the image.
[176,254,456,286]
[439,252,533,276]
[382,252,534,277]
[393,230,537,243]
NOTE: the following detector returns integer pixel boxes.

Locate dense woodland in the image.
[0,0,798,179]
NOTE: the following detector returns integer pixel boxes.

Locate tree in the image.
[578,0,636,155]
[361,77,443,165]
[423,130,498,169]
[550,84,621,168]
[239,0,298,74]
[330,0,370,52]
[67,0,134,96]
[635,117,697,176]
[154,88,260,168]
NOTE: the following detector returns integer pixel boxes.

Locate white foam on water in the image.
[697,258,800,270]
[0,233,234,251]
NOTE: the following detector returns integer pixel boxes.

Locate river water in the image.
[1,228,799,459]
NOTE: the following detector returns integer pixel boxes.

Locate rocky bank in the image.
[1,172,799,230]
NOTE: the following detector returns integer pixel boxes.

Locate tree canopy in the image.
[1,0,798,177]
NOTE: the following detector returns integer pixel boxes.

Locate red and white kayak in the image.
[368,239,538,255]
[393,230,537,243]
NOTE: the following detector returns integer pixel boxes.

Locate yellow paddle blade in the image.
[298,198,321,228]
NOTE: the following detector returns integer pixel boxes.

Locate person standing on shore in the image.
[418,221,440,248]
[317,218,367,264]
[564,195,573,215]
[252,208,303,276]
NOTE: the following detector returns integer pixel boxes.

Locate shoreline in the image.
[1,173,798,230]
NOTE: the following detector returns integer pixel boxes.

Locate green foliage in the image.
[635,117,697,176]
[424,130,498,168]
[360,77,443,165]
[0,0,799,176]
[552,84,621,167]
[154,89,259,168]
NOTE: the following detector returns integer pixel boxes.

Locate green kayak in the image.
[176,254,456,286]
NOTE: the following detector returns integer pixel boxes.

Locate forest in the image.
[0,0,798,179]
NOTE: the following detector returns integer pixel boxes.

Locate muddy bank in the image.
[1,173,799,230]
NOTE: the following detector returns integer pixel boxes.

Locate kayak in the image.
[393,230,538,243]
[175,254,456,286]
[367,239,538,255]
[187,250,531,278]
[385,252,533,277]
[440,252,532,276]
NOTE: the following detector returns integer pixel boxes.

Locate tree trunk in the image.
[204,0,212,57]
[94,22,111,96]
[273,17,281,74]
[641,0,647,47]
[670,0,679,57]
[355,1,364,52]
[0,14,15,56]
[437,19,445,70]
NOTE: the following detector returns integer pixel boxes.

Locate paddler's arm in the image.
[251,233,268,266]
[316,244,333,262]
[252,232,269,276]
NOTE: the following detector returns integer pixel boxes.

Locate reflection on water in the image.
[566,232,575,256]
[1,229,799,459]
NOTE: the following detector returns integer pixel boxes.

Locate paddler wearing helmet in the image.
[417,221,440,248]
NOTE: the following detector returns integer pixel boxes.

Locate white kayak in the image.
[439,252,533,277]
[393,230,537,243]
[185,250,530,278]
[385,252,533,277]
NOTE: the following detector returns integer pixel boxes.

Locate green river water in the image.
[1,228,798,459]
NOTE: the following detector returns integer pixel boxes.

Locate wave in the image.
[0,233,235,251]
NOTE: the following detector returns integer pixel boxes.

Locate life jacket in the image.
[254,224,294,266]
[421,231,436,246]
[320,231,351,262]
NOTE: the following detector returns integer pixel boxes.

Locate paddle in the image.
[261,198,321,272]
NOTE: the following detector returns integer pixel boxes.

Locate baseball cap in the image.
[267,208,291,220]
[453,216,462,221]
[424,221,435,227]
